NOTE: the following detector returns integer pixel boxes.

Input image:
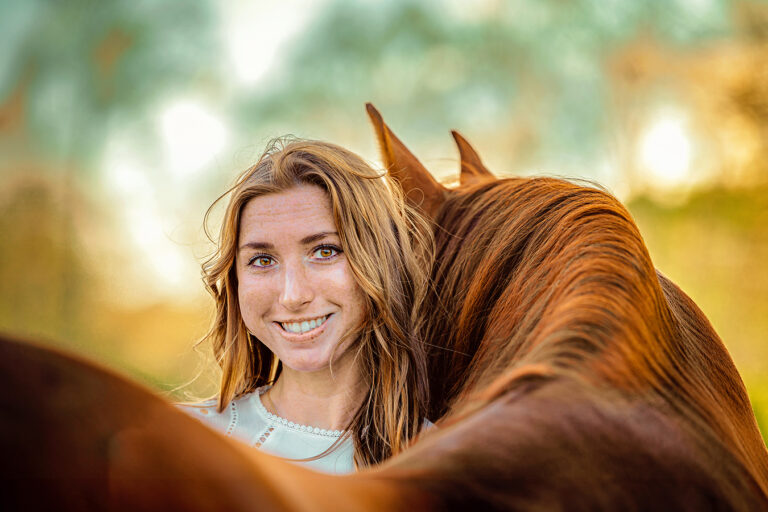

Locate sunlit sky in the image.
[223,0,320,87]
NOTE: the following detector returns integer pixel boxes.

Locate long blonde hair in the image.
[200,138,433,467]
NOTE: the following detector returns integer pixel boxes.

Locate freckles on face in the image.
[234,184,367,374]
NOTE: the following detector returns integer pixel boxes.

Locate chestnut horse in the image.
[364,104,768,509]
[1,104,767,510]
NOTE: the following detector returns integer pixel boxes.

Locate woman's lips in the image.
[274,314,331,342]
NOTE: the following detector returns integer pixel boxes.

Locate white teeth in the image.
[281,315,327,334]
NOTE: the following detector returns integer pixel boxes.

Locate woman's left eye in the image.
[312,245,339,260]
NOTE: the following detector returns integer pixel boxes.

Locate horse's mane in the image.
[419,176,768,500]
[425,177,663,409]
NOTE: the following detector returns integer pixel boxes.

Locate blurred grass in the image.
[628,184,768,443]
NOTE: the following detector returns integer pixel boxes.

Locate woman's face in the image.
[236,184,367,374]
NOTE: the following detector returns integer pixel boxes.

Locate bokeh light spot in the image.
[639,112,692,186]
[159,99,227,177]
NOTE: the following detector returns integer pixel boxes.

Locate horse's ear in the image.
[366,103,447,218]
[451,130,494,186]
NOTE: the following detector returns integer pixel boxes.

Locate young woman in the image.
[180,138,433,473]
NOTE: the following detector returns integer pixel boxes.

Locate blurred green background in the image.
[0,0,766,439]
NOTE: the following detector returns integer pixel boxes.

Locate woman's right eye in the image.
[248,255,275,268]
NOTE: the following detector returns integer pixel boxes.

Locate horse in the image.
[1,103,766,510]
[365,103,768,510]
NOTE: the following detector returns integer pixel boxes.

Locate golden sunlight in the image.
[638,111,693,187]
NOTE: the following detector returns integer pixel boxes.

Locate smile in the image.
[279,315,329,335]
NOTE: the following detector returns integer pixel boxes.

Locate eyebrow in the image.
[238,231,338,251]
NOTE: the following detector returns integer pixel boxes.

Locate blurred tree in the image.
[228,0,736,179]
[0,0,219,168]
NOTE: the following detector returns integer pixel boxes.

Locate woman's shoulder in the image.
[176,397,234,433]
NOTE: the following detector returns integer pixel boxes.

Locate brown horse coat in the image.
[1,104,767,510]
[0,335,429,511]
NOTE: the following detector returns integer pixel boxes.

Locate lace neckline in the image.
[254,385,345,438]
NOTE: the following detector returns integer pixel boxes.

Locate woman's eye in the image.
[249,255,275,268]
[313,246,339,260]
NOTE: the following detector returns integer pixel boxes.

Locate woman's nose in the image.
[278,262,314,310]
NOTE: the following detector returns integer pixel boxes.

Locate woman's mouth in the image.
[278,315,329,335]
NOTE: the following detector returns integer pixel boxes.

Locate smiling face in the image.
[235,184,367,375]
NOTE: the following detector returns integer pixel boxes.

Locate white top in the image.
[179,385,355,474]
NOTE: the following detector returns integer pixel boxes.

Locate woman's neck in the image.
[262,358,366,431]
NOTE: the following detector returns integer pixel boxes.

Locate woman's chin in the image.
[277,344,357,378]
[280,358,331,374]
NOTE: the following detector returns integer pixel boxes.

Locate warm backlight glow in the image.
[639,113,693,186]
[102,149,203,305]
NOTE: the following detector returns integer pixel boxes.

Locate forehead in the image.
[239,184,335,238]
